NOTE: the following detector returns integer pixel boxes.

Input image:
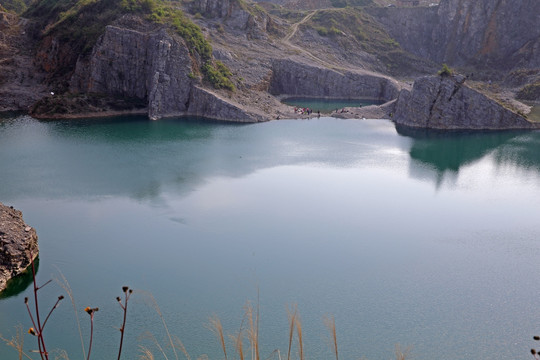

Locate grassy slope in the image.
[0,0,32,14]
[304,7,433,75]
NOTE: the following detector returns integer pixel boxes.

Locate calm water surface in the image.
[1,115,540,360]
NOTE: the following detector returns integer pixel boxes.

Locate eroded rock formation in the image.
[392,75,537,130]
[0,202,38,292]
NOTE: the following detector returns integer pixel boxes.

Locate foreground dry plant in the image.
[1,259,414,360]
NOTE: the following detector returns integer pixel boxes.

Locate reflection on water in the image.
[0,258,38,300]
[395,125,530,187]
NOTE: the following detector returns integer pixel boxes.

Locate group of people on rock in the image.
[294,107,313,115]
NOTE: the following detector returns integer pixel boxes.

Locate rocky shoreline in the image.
[0,202,39,292]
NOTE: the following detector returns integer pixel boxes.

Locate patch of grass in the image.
[330,0,374,8]
[1,0,29,14]
[306,7,430,75]
[438,63,453,77]
[517,82,540,101]
[202,60,236,91]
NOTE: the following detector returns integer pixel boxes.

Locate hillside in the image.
[0,0,538,122]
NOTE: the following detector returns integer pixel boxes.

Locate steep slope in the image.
[370,0,540,71]
[0,11,47,111]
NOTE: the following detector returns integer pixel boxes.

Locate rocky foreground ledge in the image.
[0,202,39,292]
[392,74,539,130]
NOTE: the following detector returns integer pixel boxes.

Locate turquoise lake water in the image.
[1,114,540,360]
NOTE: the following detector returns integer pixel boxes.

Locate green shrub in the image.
[317,27,329,36]
[438,63,453,77]
[202,61,236,91]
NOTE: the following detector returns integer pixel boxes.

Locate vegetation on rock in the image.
[517,82,540,101]
[24,0,234,91]
[306,8,427,75]
[0,0,31,14]
[437,63,453,76]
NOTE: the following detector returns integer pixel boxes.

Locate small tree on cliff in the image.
[438,63,453,77]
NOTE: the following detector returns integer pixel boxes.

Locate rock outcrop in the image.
[0,202,38,292]
[194,0,276,39]
[71,25,193,121]
[0,11,47,111]
[269,59,401,101]
[370,0,540,71]
[392,75,538,130]
[70,23,261,121]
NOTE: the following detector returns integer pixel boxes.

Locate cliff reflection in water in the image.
[0,257,38,300]
[395,125,540,187]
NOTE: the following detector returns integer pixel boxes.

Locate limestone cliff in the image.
[270,59,400,101]
[370,0,540,71]
[70,23,261,121]
[0,202,39,292]
[0,11,47,111]
[392,75,537,130]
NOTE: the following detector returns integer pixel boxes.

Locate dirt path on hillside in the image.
[284,10,319,42]
[280,9,387,78]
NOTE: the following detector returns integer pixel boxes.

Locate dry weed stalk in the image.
[139,290,180,360]
[25,253,64,360]
[395,344,411,360]
[323,315,338,360]
[140,332,170,360]
[139,345,155,360]
[245,300,260,360]
[295,316,304,360]
[116,286,133,360]
[286,306,298,360]
[173,335,192,360]
[54,266,86,359]
[0,325,32,360]
[84,307,99,360]
[209,315,228,360]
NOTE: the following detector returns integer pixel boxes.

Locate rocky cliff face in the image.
[370,0,540,70]
[71,25,193,120]
[393,75,537,130]
[0,11,47,111]
[70,22,261,121]
[0,202,39,292]
[270,59,401,101]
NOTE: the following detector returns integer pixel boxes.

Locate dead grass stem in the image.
[54,267,86,359]
[209,315,227,360]
[323,315,338,360]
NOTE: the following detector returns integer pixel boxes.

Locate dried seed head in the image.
[129,289,133,294]
[28,327,36,336]
[534,336,540,341]
[122,286,129,293]
[116,296,121,302]
[85,307,93,314]
[58,295,65,300]
[24,297,28,304]
[532,349,537,355]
